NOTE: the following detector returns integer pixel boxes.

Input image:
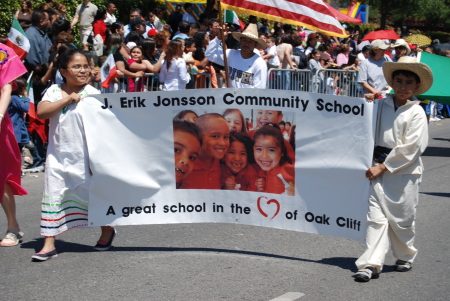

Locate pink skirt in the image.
[0,113,28,198]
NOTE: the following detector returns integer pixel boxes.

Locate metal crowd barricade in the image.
[267,68,313,92]
[100,72,212,93]
[319,69,362,97]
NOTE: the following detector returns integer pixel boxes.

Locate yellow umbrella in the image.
[404,34,432,47]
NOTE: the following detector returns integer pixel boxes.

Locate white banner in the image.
[79,88,375,242]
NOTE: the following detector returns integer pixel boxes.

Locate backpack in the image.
[292,47,307,69]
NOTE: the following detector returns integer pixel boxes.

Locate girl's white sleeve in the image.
[178,59,190,85]
[159,62,167,83]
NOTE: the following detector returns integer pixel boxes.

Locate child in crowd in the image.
[32,49,115,261]
[221,132,260,191]
[127,46,147,92]
[263,37,280,69]
[223,108,247,134]
[253,124,295,195]
[159,40,190,91]
[175,110,198,123]
[353,57,433,282]
[173,120,202,188]
[179,113,230,189]
[8,77,30,152]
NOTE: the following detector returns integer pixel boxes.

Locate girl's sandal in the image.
[0,232,24,247]
[353,266,378,282]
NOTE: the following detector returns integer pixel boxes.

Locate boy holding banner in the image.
[354,57,433,282]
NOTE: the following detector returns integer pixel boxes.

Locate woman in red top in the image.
[93,9,108,43]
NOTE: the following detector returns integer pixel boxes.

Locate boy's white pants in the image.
[356,172,420,273]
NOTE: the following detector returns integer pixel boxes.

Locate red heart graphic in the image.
[257,196,281,219]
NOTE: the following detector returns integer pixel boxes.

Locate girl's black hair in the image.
[11,77,27,95]
[94,9,107,22]
[229,132,255,164]
[254,124,291,165]
[110,22,124,35]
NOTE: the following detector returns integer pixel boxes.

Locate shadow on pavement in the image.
[420,192,450,198]
[422,146,450,157]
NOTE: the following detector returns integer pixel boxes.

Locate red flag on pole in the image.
[221,0,348,37]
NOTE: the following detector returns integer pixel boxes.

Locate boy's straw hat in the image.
[231,24,267,50]
[382,56,433,95]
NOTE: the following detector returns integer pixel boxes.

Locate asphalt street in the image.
[1,119,449,301]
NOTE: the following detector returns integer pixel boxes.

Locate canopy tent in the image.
[324,2,361,24]
[418,52,450,104]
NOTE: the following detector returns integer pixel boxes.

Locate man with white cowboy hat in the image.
[205,23,267,88]
[392,39,411,62]
[354,56,433,282]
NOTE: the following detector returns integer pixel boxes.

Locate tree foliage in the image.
[0,0,165,38]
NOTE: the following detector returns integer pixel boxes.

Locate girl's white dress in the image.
[39,84,100,236]
[159,58,190,91]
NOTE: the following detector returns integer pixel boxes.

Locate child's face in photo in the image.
[285,124,291,130]
[200,118,230,160]
[181,112,198,123]
[224,141,248,175]
[392,73,420,102]
[266,39,274,48]
[131,48,143,61]
[174,131,201,183]
[254,135,282,172]
[279,124,285,130]
[224,111,243,133]
[256,110,283,128]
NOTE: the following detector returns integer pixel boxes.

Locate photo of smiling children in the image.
[173,109,296,195]
[178,113,230,189]
[253,124,295,195]
[221,132,261,191]
[173,120,202,189]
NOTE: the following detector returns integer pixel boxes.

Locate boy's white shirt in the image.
[376,94,428,176]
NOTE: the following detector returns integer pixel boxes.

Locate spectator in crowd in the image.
[357,45,371,63]
[205,23,268,88]
[336,44,351,66]
[182,3,196,24]
[124,8,152,39]
[55,3,70,21]
[357,39,392,95]
[391,39,411,62]
[52,18,72,38]
[173,20,191,40]
[126,17,147,46]
[15,0,33,30]
[104,2,117,26]
[93,9,108,43]
[25,9,53,71]
[305,32,320,56]
[189,22,200,38]
[168,5,183,34]
[71,0,98,51]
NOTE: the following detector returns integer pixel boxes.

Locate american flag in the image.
[222,0,348,37]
